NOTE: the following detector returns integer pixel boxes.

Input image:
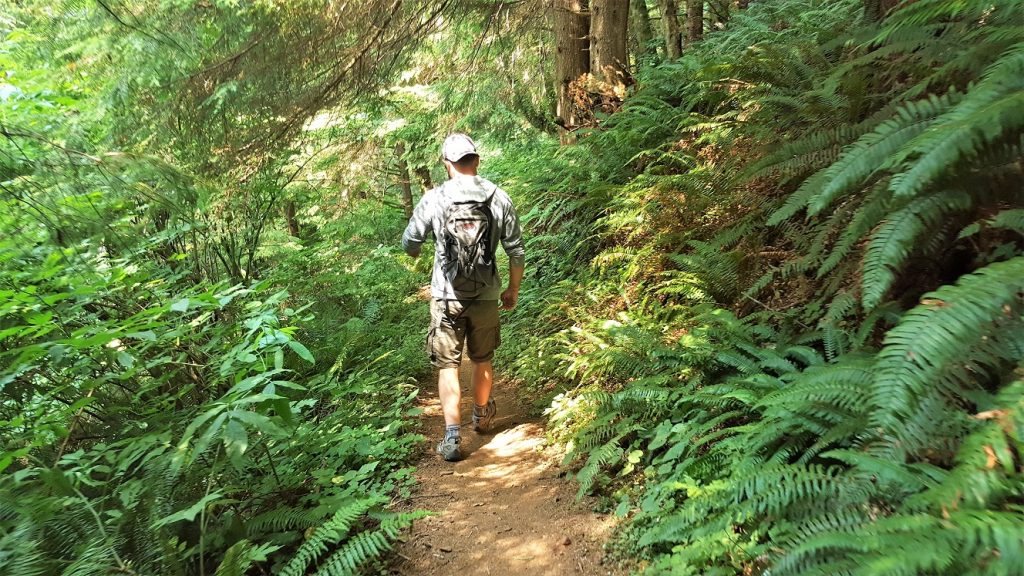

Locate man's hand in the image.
[500,287,518,310]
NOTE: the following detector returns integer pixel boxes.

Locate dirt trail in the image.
[391,364,622,575]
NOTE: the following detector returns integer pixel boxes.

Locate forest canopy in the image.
[2,0,1023,575]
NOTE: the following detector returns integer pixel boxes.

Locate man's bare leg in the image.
[438,363,491,424]
[438,367,461,426]
[473,360,493,406]
[471,360,496,432]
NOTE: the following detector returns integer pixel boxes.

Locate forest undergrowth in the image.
[487,0,1024,574]
[0,1,459,573]
[1,191,433,574]
[3,0,1024,574]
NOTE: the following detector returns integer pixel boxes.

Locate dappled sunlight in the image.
[394,378,620,575]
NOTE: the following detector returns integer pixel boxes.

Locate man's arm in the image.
[401,192,433,257]
[501,264,524,310]
[499,196,525,310]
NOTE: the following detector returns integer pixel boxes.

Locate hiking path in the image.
[390,364,624,575]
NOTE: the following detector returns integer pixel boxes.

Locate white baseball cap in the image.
[441,133,478,163]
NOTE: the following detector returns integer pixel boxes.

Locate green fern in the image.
[987,208,1024,235]
[0,524,47,576]
[767,94,953,225]
[962,208,1024,239]
[889,43,1024,199]
[313,511,429,576]
[576,438,628,498]
[277,497,385,576]
[816,183,890,278]
[245,506,332,536]
[871,256,1024,459]
[213,540,280,576]
[861,189,973,309]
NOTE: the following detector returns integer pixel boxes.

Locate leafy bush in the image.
[490,0,1024,573]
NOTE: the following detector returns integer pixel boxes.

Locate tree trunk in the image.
[395,141,414,219]
[630,0,654,58]
[685,0,702,44]
[864,0,898,21]
[658,0,682,60]
[283,200,300,237]
[554,0,591,133]
[708,0,729,30]
[590,0,630,86]
[414,166,432,192]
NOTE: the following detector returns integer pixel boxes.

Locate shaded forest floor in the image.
[390,363,624,575]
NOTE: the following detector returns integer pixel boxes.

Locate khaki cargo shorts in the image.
[428,299,501,368]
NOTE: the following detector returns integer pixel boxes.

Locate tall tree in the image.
[554,0,591,131]
[414,166,433,192]
[864,0,898,21]
[590,0,630,85]
[685,0,703,44]
[631,0,654,58]
[708,0,730,29]
[395,141,415,219]
[658,0,682,60]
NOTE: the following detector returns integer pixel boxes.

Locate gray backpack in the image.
[441,188,497,298]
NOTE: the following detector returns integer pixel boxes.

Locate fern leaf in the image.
[804,95,952,216]
[871,256,1024,456]
[861,189,973,309]
[987,208,1024,235]
[889,44,1024,199]
[313,510,428,576]
[277,496,385,576]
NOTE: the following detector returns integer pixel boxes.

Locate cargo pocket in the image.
[468,325,499,362]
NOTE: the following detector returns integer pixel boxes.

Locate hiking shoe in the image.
[436,435,462,462]
[472,398,496,433]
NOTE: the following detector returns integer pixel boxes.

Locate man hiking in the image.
[401,133,525,462]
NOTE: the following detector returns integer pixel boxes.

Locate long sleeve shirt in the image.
[402,174,525,301]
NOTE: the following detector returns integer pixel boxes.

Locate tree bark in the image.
[395,141,414,219]
[708,0,729,30]
[658,0,682,60]
[864,0,898,21]
[283,200,300,237]
[630,0,654,58]
[685,0,702,44]
[414,166,432,192]
[554,0,591,132]
[590,0,630,85]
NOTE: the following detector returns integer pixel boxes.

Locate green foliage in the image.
[276,497,429,576]
[0,7,432,574]
[485,0,1024,574]
[5,0,1024,573]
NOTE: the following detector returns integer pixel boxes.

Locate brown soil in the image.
[390,364,624,576]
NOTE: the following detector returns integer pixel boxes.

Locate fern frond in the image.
[277,496,385,576]
[313,511,428,576]
[861,189,973,309]
[245,506,332,536]
[213,540,280,576]
[0,523,47,576]
[576,438,627,497]
[987,208,1024,236]
[871,256,1024,458]
[817,184,889,278]
[906,378,1024,512]
[889,43,1024,199]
